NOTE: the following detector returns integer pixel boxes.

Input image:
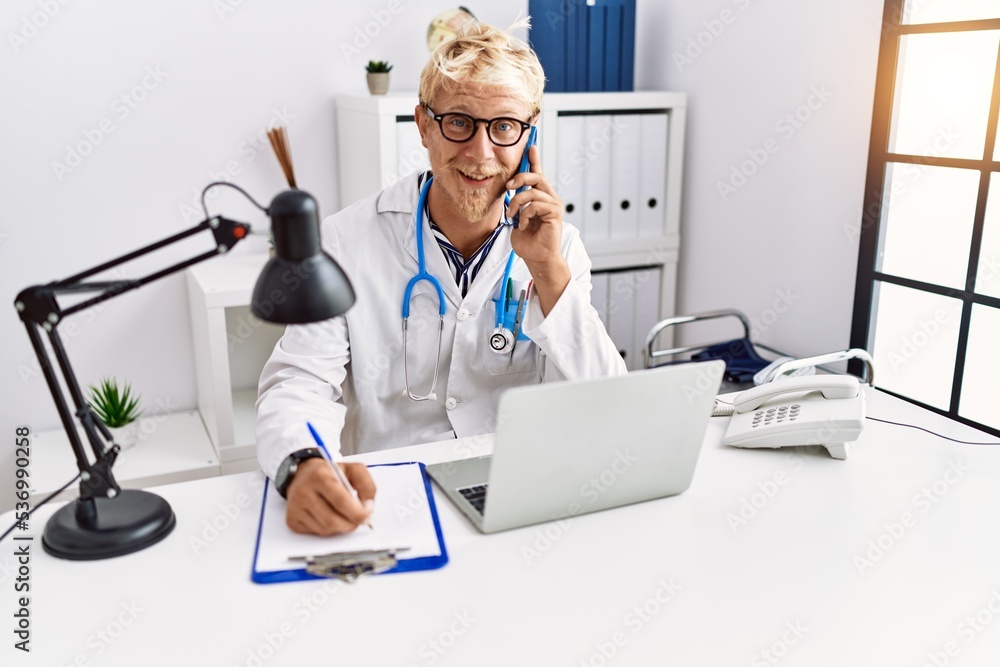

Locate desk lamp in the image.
[14,183,354,560]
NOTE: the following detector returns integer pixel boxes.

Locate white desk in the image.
[4,389,1000,666]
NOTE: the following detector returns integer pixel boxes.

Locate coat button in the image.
[456,308,470,321]
[445,397,458,410]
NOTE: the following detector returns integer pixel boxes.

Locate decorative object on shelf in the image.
[266,125,297,189]
[87,377,142,451]
[365,60,393,95]
[267,125,295,259]
[14,178,356,561]
[427,6,477,52]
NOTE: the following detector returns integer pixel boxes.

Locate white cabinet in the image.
[336,91,686,369]
[186,252,285,473]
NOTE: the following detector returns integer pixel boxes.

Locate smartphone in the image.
[511,125,538,229]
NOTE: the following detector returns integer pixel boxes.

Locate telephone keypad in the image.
[751,404,802,427]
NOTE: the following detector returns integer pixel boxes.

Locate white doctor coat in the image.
[255,172,627,478]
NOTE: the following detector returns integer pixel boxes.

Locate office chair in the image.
[643,309,874,392]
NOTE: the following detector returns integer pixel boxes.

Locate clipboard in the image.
[251,461,448,584]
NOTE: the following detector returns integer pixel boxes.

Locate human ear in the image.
[415,104,431,148]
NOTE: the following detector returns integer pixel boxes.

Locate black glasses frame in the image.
[424,106,532,147]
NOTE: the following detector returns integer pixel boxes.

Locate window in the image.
[851,1,1000,435]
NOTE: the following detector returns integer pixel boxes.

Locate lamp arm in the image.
[14,215,251,503]
[51,217,249,317]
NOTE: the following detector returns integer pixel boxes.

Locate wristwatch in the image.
[274,448,325,499]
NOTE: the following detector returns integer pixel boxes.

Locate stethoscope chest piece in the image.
[489,327,515,354]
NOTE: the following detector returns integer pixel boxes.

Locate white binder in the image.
[639,113,669,237]
[608,271,637,370]
[583,114,613,241]
[556,115,585,235]
[633,267,662,370]
[610,113,642,239]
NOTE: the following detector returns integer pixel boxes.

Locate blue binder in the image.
[619,0,636,90]
[603,0,622,91]
[565,0,586,91]
[586,1,606,91]
[251,461,448,584]
[528,0,566,92]
[529,0,635,92]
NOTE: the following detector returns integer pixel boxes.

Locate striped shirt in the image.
[420,173,511,298]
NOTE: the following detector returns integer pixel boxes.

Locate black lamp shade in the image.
[252,190,355,323]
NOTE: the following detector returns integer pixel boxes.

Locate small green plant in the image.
[87,377,142,428]
[365,60,393,73]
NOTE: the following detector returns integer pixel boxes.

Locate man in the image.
[256,21,627,536]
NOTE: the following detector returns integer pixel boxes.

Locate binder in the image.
[251,461,448,583]
[633,267,662,369]
[608,271,636,369]
[528,0,566,91]
[610,113,641,238]
[556,114,585,235]
[603,0,622,92]
[586,1,605,91]
[639,112,669,237]
[583,114,613,241]
[564,0,586,91]
[619,0,636,90]
[527,0,635,93]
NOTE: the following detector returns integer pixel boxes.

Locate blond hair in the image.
[418,19,545,117]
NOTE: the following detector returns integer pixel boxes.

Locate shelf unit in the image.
[186,252,285,473]
[335,91,686,369]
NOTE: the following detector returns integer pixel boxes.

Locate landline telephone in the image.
[721,375,866,460]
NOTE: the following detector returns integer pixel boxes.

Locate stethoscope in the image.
[402,174,527,401]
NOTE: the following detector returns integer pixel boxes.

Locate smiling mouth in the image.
[458,170,493,183]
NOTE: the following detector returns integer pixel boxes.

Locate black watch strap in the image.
[275,448,325,499]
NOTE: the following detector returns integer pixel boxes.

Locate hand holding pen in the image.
[282,423,376,536]
[307,422,374,530]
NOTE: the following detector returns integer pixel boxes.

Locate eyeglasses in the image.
[424,106,532,147]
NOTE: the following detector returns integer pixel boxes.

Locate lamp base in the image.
[42,489,176,560]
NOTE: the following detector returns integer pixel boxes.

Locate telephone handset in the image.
[722,375,865,460]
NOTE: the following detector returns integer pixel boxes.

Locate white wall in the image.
[0,0,884,509]
[637,1,884,354]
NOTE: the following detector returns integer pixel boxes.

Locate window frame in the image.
[850,1,1000,436]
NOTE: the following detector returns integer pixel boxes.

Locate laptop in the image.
[425,360,724,533]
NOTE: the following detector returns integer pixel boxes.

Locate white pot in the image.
[108,422,139,451]
[367,72,390,95]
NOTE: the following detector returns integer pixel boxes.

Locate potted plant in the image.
[366,60,393,95]
[87,377,143,450]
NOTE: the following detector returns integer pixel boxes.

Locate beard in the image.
[443,158,512,223]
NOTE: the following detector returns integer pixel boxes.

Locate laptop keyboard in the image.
[458,484,489,515]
